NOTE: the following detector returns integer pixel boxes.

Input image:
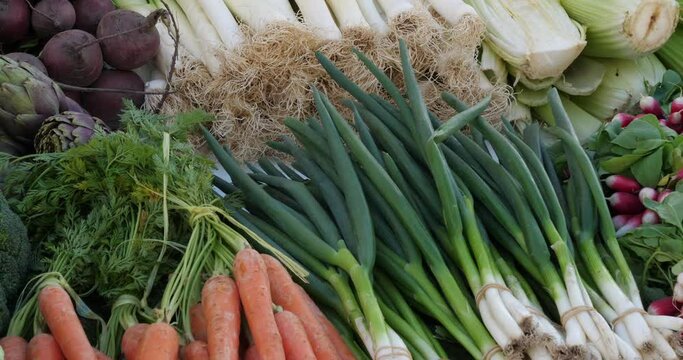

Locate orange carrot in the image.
[274,311,317,360]
[300,288,357,360]
[180,340,209,360]
[135,323,179,360]
[94,349,111,360]
[38,285,96,360]
[189,303,208,342]
[121,323,149,360]
[262,255,340,360]
[0,336,28,360]
[201,275,240,360]
[27,333,64,360]
[243,345,260,360]
[233,249,285,360]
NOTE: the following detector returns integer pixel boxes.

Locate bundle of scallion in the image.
[114,0,509,160]
[206,40,683,359]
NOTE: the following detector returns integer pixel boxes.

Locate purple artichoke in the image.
[34,111,109,153]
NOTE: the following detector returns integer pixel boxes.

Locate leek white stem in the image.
[325,0,370,28]
[480,299,512,348]
[175,0,223,49]
[646,315,683,332]
[355,0,390,33]
[196,0,243,48]
[651,329,677,360]
[224,0,298,31]
[426,0,478,26]
[615,333,641,360]
[294,0,342,40]
[375,0,414,19]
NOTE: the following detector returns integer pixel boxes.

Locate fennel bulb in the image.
[561,0,679,59]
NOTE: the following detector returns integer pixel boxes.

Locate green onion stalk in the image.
[547,88,682,358]
[204,116,411,358]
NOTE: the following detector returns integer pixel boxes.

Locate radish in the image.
[82,69,145,129]
[674,273,683,303]
[95,9,162,70]
[647,297,680,316]
[605,175,641,193]
[640,96,665,118]
[671,97,683,114]
[31,0,76,38]
[657,190,673,202]
[5,53,47,74]
[641,209,660,225]
[612,214,632,230]
[668,111,682,126]
[0,0,30,43]
[39,29,103,86]
[638,187,658,203]
[611,113,636,128]
[634,113,649,120]
[607,192,645,214]
[616,214,643,237]
[73,0,115,34]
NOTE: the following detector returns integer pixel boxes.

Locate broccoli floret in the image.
[0,192,30,334]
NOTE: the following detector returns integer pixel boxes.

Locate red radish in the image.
[639,187,658,203]
[634,113,649,120]
[647,297,680,316]
[39,29,103,86]
[660,118,670,128]
[73,0,115,34]
[671,97,683,114]
[641,209,660,225]
[0,336,28,360]
[27,333,65,360]
[121,323,148,360]
[611,113,636,128]
[82,70,145,129]
[607,192,645,214]
[669,111,683,126]
[96,9,162,70]
[605,175,641,193]
[657,190,673,202]
[612,214,632,230]
[674,273,683,303]
[5,53,48,74]
[616,215,643,237]
[0,0,30,43]
[31,0,76,38]
[640,96,665,118]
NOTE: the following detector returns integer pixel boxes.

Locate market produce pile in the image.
[1,0,683,360]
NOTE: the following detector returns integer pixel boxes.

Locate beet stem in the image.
[74,9,168,52]
[24,0,60,27]
[58,82,173,95]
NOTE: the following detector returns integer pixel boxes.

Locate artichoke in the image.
[35,112,110,153]
[0,55,83,155]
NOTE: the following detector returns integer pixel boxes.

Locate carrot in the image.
[135,323,179,360]
[233,249,285,360]
[180,341,209,360]
[121,323,149,360]
[189,303,208,342]
[38,285,96,360]
[201,275,240,360]
[0,336,28,360]
[274,311,317,360]
[262,254,340,360]
[300,288,357,360]
[94,349,111,360]
[27,333,64,360]
[243,345,260,360]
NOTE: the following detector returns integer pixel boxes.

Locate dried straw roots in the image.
[162,10,510,160]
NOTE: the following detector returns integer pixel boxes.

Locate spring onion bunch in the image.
[560,0,679,59]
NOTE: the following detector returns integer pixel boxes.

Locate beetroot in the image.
[39,29,103,86]
[73,0,115,34]
[5,52,47,74]
[96,9,161,70]
[31,0,76,38]
[82,70,145,129]
[0,0,31,43]
[63,89,82,104]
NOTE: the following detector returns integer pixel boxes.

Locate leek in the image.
[324,0,370,29]
[224,0,298,31]
[571,55,666,120]
[560,0,679,59]
[294,0,342,40]
[465,0,586,82]
[354,0,390,33]
[196,0,243,48]
[425,0,478,26]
